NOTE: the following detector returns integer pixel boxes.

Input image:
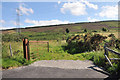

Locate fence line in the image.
[105,47,120,56]
[104,44,120,67]
[9,44,13,57]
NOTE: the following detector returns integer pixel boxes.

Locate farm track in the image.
[2,60,109,78]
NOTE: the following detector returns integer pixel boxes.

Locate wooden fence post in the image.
[47,42,49,52]
[9,44,13,57]
[27,41,30,60]
[23,38,30,60]
[104,44,113,67]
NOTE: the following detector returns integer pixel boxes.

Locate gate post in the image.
[23,38,30,60]
[47,42,49,52]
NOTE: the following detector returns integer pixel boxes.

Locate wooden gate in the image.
[23,38,49,61]
[104,43,120,68]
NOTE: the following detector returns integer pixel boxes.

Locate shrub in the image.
[107,34,119,48]
[84,29,87,32]
[102,27,107,32]
[65,33,107,54]
[2,34,25,42]
[108,34,115,38]
[115,39,120,50]
[66,28,69,33]
[92,30,97,32]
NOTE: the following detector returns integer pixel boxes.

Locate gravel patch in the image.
[29,60,98,69]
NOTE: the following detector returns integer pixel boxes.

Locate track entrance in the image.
[23,38,49,61]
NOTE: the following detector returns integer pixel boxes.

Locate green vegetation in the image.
[102,27,107,32]
[2,20,120,76]
[84,29,87,32]
[2,41,32,69]
[22,31,66,40]
[100,21,118,27]
[66,28,69,33]
[2,33,25,42]
[2,41,85,69]
[64,33,120,74]
[65,33,107,54]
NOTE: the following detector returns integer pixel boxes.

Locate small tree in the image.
[102,27,107,32]
[66,28,69,33]
[84,29,87,32]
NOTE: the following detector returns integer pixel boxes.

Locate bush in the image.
[107,34,119,48]
[66,28,69,33]
[2,34,25,42]
[65,33,107,54]
[102,27,107,32]
[84,29,87,32]
[115,39,120,50]
[92,30,97,32]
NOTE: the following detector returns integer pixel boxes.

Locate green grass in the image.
[2,42,23,58]
[2,40,97,69]
[2,38,120,73]
[2,21,120,75]
[72,26,81,29]
[2,41,33,69]
[29,40,86,61]
[21,31,66,40]
[101,21,118,27]
[2,40,86,69]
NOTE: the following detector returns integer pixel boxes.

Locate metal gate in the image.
[23,38,49,61]
[29,41,49,61]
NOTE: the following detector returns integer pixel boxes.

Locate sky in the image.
[0,0,119,30]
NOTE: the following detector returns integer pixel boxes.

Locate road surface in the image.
[2,60,109,78]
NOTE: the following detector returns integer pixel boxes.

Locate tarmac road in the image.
[2,60,109,78]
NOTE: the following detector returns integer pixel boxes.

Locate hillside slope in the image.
[2,20,119,34]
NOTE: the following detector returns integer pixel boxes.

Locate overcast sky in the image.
[0,0,118,30]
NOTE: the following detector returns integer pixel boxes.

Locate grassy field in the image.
[2,39,120,73]
[2,20,120,74]
[2,40,85,69]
